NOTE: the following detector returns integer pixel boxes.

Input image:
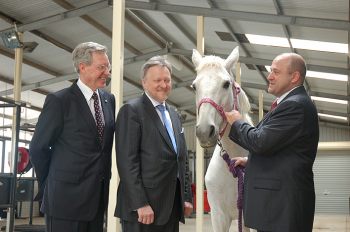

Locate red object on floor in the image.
[191,183,210,213]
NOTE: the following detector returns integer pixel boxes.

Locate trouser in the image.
[45,183,105,232]
[121,181,181,232]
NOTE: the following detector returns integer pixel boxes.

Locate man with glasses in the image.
[30,42,115,232]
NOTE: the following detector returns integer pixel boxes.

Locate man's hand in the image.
[224,110,242,125]
[233,156,248,167]
[184,201,193,216]
[137,205,154,224]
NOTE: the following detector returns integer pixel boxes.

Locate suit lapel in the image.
[70,82,99,139]
[99,90,112,135]
[258,86,306,127]
[142,95,176,153]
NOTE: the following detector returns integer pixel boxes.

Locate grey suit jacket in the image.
[228,86,319,232]
[30,81,115,221]
[114,94,192,225]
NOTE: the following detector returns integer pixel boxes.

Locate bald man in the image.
[225,53,319,232]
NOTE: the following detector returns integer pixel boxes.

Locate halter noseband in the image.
[197,82,241,138]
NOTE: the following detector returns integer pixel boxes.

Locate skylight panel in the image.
[291,39,347,54]
[311,96,347,105]
[264,67,348,82]
[246,34,348,53]
[306,70,348,82]
[318,113,348,121]
[246,34,289,47]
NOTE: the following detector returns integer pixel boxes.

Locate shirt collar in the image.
[277,85,302,104]
[144,92,165,108]
[77,79,98,102]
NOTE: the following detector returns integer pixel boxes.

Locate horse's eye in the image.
[223,81,230,89]
[191,84,196,91]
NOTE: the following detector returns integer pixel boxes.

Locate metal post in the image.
[259,90,264,120]
[195,15,205,232]
[6,31,23,232]
[1,140,5,173]
[6,104,21,232]
[107,0,124,231]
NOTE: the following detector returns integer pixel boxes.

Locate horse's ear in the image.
[192,49,202,68]
[224,46,239,71]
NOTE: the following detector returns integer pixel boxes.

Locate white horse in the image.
[192,47,254,232]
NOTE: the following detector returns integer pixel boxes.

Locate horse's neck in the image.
[219,127,248,158]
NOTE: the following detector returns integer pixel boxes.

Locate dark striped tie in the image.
[92,92,104,144]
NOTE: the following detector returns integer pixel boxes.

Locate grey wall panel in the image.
[319,124,350,142]
[314,151,350,214]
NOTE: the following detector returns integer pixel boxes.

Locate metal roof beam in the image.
[0,74,77,96]
[126,1,350,31]
[125,48,350,76]
[3,0,349,34]
[0,0,109,33]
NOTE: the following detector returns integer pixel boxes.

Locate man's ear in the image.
[291,71,301,84]
[79,63,85,73]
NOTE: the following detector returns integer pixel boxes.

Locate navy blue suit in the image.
[30,81,115,221]
[229,86,319,232]
[114,94,192,228]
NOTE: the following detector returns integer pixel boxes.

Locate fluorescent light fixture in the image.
[306,70,348,82]
[265,66,348,82]
[0,30,22,49]
[246,34,348,54]
[318,113,348,121]
[311,96,347,105]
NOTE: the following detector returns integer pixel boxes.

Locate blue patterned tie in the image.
[92,92,104,144]
[156,105,177,153]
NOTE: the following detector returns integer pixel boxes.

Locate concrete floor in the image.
[179,213,350,232]
[0,213,349,231]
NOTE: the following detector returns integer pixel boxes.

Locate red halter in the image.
[197,82,241,138]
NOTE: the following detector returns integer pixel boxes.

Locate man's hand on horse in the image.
[232,156,248,167]
[224,110,242,125]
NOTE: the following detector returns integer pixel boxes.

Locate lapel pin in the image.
[104,99,108,103]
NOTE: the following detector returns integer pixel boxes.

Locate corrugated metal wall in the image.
[314,151,350,214]
[319,123,350,141]
[316,124,350,214]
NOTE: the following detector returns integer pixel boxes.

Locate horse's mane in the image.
[194,55,225,73]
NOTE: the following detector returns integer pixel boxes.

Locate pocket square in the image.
[180,127,184,133]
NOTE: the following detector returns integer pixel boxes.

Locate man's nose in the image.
[104,69,111,75]
[267,72,273,80]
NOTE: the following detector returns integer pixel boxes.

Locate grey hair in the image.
[72,42,108,73]
[140,56,172,79]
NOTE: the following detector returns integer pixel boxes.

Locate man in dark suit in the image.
[114,56,193,232]
[29,42,115,232]
[225,53,319,232]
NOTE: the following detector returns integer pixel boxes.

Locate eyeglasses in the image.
[95,64,111,72]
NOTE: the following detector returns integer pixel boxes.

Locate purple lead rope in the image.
[222,152,245,232]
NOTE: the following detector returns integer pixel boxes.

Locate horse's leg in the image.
[205,145,236,232]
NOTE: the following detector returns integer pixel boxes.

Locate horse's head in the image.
[192,47,240,147]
